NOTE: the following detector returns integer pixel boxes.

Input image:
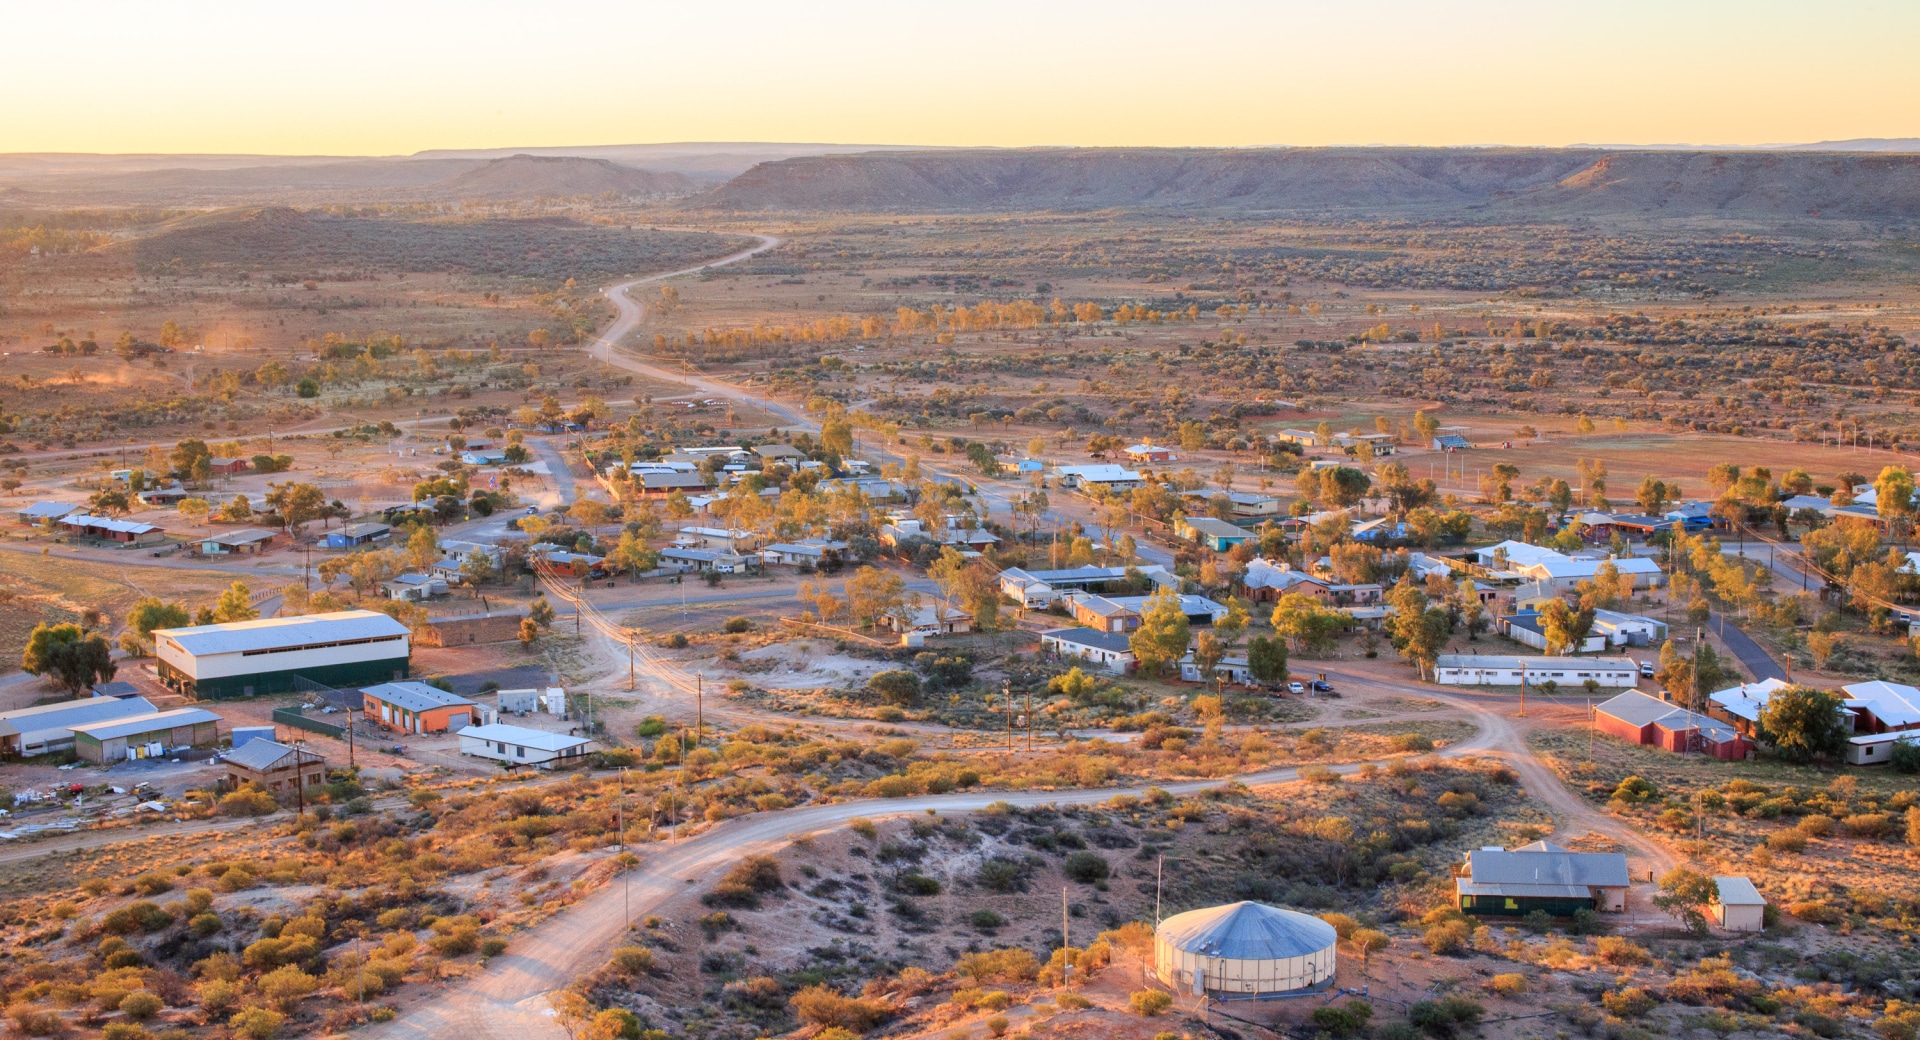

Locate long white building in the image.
[1434,654,1638,688]
[154,610,411,700]
[0,696,159,757]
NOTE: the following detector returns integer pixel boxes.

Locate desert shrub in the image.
[721,616,752,634]
[956,948,1040,983]
[896,873,941,896]
[1844,813,1894,839]
[1488,974,1527,997]
[1313,1001,1375,1038]
[1797,814,1836,837]
[1057,993,1093,1010]
[986,1016,1010,1037]
[969,909,1006,930]
[611,946,656,975]
[100,1025,150,1040]
[118,992,163,1020]
[229,1008,284,1040]
[1766,829,1808,852]
[1602,987,1658,1018]
[635,716,667,738]
[219,788,278,817]
[9,1008,68,1038]
[131,872,173,896]
[1788,900,1843,925]
[1422,919,1472,955]
[1130,990,1173,1016]
[257,966,318,1012]
[1392,733,1435,753]
[480,937,508,957]
[242,934,318,971]
[1408,996,1485,1038]
[103,902,173,935]
[848,817,877,840]
[1063,851,1110,883]
[976,856,1031,892]
[1611,776,1658,803]
[1595,936,1651,966]
[868,670,921,706]
[704,854,783,908]
[1319,912,1358,939]
[788,985,888,1031]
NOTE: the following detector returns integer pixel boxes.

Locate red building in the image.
[1595,690,1751,760]
[208,457,250,476]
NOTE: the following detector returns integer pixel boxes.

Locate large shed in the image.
[153,610,411,700]
[71,708,222,764]
[1153,902,1337,998]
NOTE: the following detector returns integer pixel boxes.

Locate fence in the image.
[271,707,344,740]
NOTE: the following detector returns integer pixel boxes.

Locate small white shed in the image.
[458,723,592,769]
[1710,875,1766,932]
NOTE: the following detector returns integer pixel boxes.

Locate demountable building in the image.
[1153,901,1337,998]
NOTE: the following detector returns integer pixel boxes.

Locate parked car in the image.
[1639,661,1656,678]
[1287,681,1306,694]
[1310,679,1333,692]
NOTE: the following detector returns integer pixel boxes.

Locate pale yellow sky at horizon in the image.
[6,0,1917,156]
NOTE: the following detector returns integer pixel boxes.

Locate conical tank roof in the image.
[1156,901,1337,961]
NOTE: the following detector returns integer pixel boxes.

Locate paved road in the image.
[1711,612,1786,681]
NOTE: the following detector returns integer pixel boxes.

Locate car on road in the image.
[1639,661,1656,678]
[526,506,538,515]
[1287,681,1306,694]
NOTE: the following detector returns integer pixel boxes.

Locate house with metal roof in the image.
[200,528,279,555]
[223,739,327,800]
[1434,654,1638,688]
[15,500,77,526]
[0,695,160,757]
[1497,610,1608,654]
[361,681,479,735]
[1840,680,1920,733]
[60,514,165,544]
[72,707,222,763]
[153,610,411,700]
[1456,841,1631,917]
[675,526,759,552]
[324,522,392,549]
[1176,515,1253,552]
[1594,690,1752,759]
[998,564,1174,608]
[1711,876,1766,932]
[752,443,806,462]
[660,547,749,573]
[458,723,592,768]
[381,573,448,601]
[759,539,849,567]
[1050,464,1144,492]
[1039,627,1138,674]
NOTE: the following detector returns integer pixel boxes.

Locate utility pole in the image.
[1155,854,1164,925]
[1026,686,1033,751]
[347,708,355,769]
[628,633,636,690]
[696,674,703,750]
[1518,663,1527,717]
[1061,887,1072,989]
[1004,681,1013,753]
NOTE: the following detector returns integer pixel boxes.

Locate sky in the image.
[7,0,1919,155]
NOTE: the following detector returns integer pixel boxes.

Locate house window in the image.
[1504,898,1519,910]
[516,746,525,758]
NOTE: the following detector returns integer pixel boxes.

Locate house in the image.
[1326,582,1384,606]
[1456,841,1631,917]
[137,486,192,507]
[1593,514,1675,540]
[1594,690,1753,760]
[223,739,326,800]
[71,707,223,764]
[752,443,806,464]
[1040,627,1137,674]
[1243,558,1333,603]
[759,539,849,567]
[1496,611,1608,654]
[997,564,1174,608]
[1066,594,1142,633]
[635,471,710,495]
[16,501,77,526]
[1589,609,1668,647]
[1332,432,1396,455]
[60,514,165,545]
[879,518,1000,552]
[362,681,479,735]
[1223,493,1283,518]
[1664,502,1717,530]
[1050,464,1144,492]
[1839,680,1920,733]
[1099,593,1229,626]
[208,457,250,477]
[460,450,509,466]
[820,477,910,504]
[1471,540,1664,592]
[1710,876,1766,932]
[0,696,159,757]
[660,547,748,573]
[1846,732,1916,766]
[325,522,392,549]
[200,528,279,555]
[1404,553,1457,582]
[382,573,448,601]
[433,541,506,582]
[1126,443,1177,463]
[997,457,1046,474]
[531,549,608,578]
[1273,429,1321,448]
[1175,515,1253,552]
[676,526,759,552]
[1507,580,1564,614]
[877,603,973,638]
[459,723,592,768]
[154,610,411,699]
[1179,653,1253,684]
[1707,677,1793,736]
[1433,654,1638,688]
[92,681,145,699]
[1431,434,1472,451]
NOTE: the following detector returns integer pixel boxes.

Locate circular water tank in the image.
[1153,901,1337,996]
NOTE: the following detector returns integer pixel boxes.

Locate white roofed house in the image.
[759,539,849,567]
[877,603,973,640]
[1455,841,1631,917]
[1050,464,1144,492]
[675,526,759,552]
[459,723,592,769]
[1434,654,1638,688]
[1241,557,1331,604]
[15,501,77,526]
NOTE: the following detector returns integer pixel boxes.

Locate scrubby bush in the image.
[229,1008,284,1040]
[788,985,888,1031]
[219,787,278,817]
[1602,987,1657,1018]
[1595,937,1651,966]
[721,616,752,634]
[611,946,656,975]
[1130,990,1173,1016]
[1422,919,1471,955]
[1313,1001,1375,1037]
[1063,851,1110,883]
[704,854,783,908]
[956,948,1040,983]
[970,909,1006,930]
[1408,996,1484,1038]
[977,856,1031,893]
[1056,993,1092,1010]
[1488,974,1527,997]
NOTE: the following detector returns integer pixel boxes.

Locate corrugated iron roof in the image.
[1155,901,1337,960]
[155,610,409,656]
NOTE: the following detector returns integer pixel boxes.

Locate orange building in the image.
[360,681,479,735]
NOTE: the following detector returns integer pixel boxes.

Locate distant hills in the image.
[695,147,1920,220]
[6,140,1920,220]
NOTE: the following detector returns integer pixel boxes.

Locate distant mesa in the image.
[692,146,1920,220]
[434,155,697,199]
